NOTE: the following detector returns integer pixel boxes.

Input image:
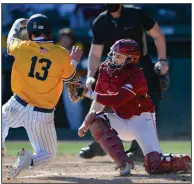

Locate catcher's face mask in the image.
[108,50,128,67]
[107,39,141,69]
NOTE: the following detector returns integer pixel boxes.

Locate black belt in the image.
[14,95,54,113]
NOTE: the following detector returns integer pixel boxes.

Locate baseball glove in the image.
[154,61,170,93]
[66,78,85,102]
[159,74,170,93]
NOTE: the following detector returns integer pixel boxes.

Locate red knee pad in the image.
[90,117,133,169]
[144,152,191,174]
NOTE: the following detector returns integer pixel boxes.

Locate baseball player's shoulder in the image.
[8,38,31,55]
[133,66,144,74]
[132,67,146,82]
[57,44,68,53]
[99,60,108,70]
[10,38,29,47]
[126,65,144,77]
[56,45,71,62]
[54,44,69,56]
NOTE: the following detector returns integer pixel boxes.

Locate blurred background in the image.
[2,3,191,141]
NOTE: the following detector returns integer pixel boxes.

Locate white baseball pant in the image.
[2,95,57,166]
[98,112,162,156]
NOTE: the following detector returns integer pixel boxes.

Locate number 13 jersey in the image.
[8,38,75,109]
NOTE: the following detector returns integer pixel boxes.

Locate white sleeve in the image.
[89,100,105,113]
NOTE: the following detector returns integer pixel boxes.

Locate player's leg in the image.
[2,96,27,156]
[129,112,191,174]
[89,112,134,176]
[7,106,57,179]
[79,104,109,159]
[25,108,57,167]
[127,112,162,156]
[2,96,34,179]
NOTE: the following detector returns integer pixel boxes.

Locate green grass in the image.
[4,140,191,156]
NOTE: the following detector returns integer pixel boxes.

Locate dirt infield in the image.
[2,155,191,183]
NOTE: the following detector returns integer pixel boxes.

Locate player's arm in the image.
[83,82,138,107]
[89,100,105,113]
[7,18,28,48]
[87,44,104,80]
[83,72,145,107]
[85,86,136,107]
[88,76,105,113]
[7,18,28,55]
[62,46,83,82]
[140,9,168,75]
[148,23,169,75]
[86,18,104,90]
[148,23,166,63]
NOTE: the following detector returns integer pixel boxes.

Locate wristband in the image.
[86,91,97,100]
[158,59,167,62]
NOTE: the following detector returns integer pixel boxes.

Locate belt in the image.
[14,95,54,113]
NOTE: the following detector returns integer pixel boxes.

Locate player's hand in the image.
[70,46,83,64]
[78,110,96,137]
[14,18,28,29]
[12,18,28,32]
[86,77,95,90]
[154,60,169,75]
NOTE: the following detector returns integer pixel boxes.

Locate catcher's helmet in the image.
[26,14,52,40]
[108,39,141,67]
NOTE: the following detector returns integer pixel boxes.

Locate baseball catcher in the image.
[75,39,191,176]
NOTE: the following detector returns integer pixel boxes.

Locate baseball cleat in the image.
[7,148,32,179]
[79,141,106,159]
[119,162,134,176]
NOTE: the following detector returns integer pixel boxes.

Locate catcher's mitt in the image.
[66,78,85,102]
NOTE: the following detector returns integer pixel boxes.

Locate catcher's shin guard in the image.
[89,117,133,170]
[144,151,191,174]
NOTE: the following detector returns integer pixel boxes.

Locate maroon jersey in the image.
[95,61,155,119]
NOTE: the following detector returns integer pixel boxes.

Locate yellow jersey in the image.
[8,38,75,109]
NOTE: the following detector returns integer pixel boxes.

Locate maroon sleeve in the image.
[96,70,147,107]
[96,88,135,107]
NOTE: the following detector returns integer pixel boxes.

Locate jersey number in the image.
[28,56,52,81]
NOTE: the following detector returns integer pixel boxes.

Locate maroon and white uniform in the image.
[80,39,190,174]
[94,61,162,155]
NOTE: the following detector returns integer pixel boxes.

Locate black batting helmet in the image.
[26,14,52,40]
